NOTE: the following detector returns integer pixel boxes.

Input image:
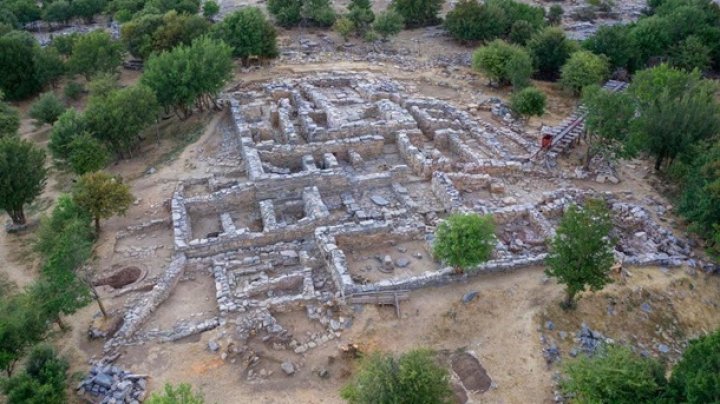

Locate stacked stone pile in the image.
[77,364,148,404]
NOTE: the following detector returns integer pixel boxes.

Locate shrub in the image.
[560,50,609,95]
[527,27,578,80]
[433,212,496,272]
[347,0,374,33]
[510,86,546,118]
[670,35,712,72]
[472,39,533,88]
[444,0,504,42]
[373,9,404,39]
[63,81,84,101]
[29,92,65,127]
[508,19,534,45]
[267,0,302,26]
[67,132,110,175]
[302,0,336,26]
[547,4,563,25]
[213,8,278,61]
[391,0,443,28]
[561,345,667,403]
[341,349,453,404]
[0,95,20,137]
[582,24,633,71]
[146,383,205,404]
[202,0,219,18]
[2,344,69,403]
[49,108,85,160]
[334,16,355,41]
[668,318,720,402]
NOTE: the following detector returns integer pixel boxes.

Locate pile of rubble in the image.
[77,364,148,404]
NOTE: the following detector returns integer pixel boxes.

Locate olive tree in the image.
[0,137,47,225]
[433,212,496,273]
[72,171,134,232]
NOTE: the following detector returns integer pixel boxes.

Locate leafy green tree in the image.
[0,94,20,137]
[49,33,79,56]
[547,4,563,25]
[472,39,533,88]
[48,108,86,160]
[487,0,545,33]
[3,344,69,404]
[145,0,200,14]
[213,8,277,62]
[628,16,671,69]
[122,11,210,59]
[146,383,206,404]
[629,65,720,170]
[0,137,47,225]
[301,0,336,26]
[73,171,134,232]
[347,0,374,34]
[433,212,495,272]
[508,20,535,45]
[63,81,84,101]
[67,31,124,80]
[5,0,41,24]
[42,0,73,25]
[527,27,577,80]
[510,86,546,119]
[545,199,614,309]
[581,84,634,169]
[85,84,158,156]
[334,16,355,41]
[582,24,634,71]
[0,296,47,376]
[444,0,504,42]
[33,46,64,89]
[668,329,720,403]
[561,345,667,403]
[391,0,443,28]
[373,9,403,39]
[120,13,164,58]
[560,50,609,95]
[35,194,92,257]
[29,92,65,127]
[202,0,219,18]
[341,349,453,404]
[0,31,42,100]
[67,133,110,175]
[70,0,106,23]
[267,0,302,26]
[670,35,712,72]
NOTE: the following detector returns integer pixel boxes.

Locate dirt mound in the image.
[451,352,492,393]
[95,266,142,289]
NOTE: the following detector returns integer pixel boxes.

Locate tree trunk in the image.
[8,207,26,225]
[654,154,664,171]
[94,217,101,234]
[93,288,108,318]
[584,145,592,170]
[56,316,67,331]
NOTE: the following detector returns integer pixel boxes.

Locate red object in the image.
[541,134,553,149]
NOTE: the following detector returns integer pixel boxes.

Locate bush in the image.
[582,24,633,71]
[146,383,205,403]
[444,0,504,42]
[67,132,110,174]
[67,31,124,79]
[433,212,496,271]
[334,16,355,41]
[472,39,533,88]
[373,9,404,39]
[49,108,86,160]
[2,344,69,404]
[202,0,219,18]
[63,81,84,101]
[0,31,43,100]
[341,349,453,404]
[347,0,374,33]
[508,19,534,45]
[29,92,65,127]
[267,0,302,26]
[302,0,336,26]
[560,50,609,95]
[670,35,712,72]
[213,8,278,61]
[0,95,20,137]
[669,330,720,402]
[391,0,443,28]
[510,86,546,118]
[547,4,563,25]
[561,345,667,403]
[527,27,578,80]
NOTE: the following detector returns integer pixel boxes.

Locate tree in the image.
[3,344,69,404]
[433,212,496,272]
[0,292,47,376]
[391,0,443,28]
[67,133,110,174]
[48,108,86,160]
[70,0,106,23]
[582,24,633,71]
[146,383,206,404]
[0,94,20,137]
[63,81,84,101]
[267,0,302,27]
[472,39,533,88]
[145,0,201,14]
[668,329,720,403]
[42,0,73,25]
[670,35,712,72]
[5,0,41,24]
[122,11,210,59]
[629,66,720,170]
[202,0,219,18]
[560,50,609,95]
[0,137,47,225]
[49,33,79,56]
[341,349,453,404]
[508,20,535,45]
[527,27,578,80]
[545,199,614,309]
[212,8,278,62]
[373,10,404,39]
[85,84,158,156]
[444,0,505,42]
[334,16,355,41]
[0,31,42,100]
[581,84,634,169]
[547,4,563,25]
[29,92,65,127]
[561,345,667,403]
[510,86,546,119]
[347,0,374,34]
[301,0,336,27]
[73,171,134,232]
[33,46,65,89]
[67,31,124,80]
[628,16,671,69]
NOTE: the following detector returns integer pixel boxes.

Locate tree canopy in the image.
[472,39,533,88]
[527,27,577,80]
[560,50,609,95]
[0,136,47,225]
[510,86,546,118]
[433,212,496,271]
[72,171,134,232]
[67,31,124,79]
[391,0,443,28]
[212,8,277,62]
[29,92,65,127]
